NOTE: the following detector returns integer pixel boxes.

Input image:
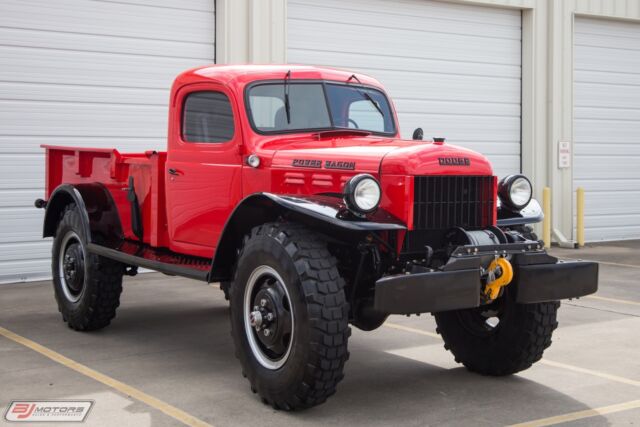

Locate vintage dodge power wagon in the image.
[36,65,598,410]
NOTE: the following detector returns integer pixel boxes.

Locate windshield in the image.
[246,82,396,135]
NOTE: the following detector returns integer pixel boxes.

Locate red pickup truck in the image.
[36,65,598,410]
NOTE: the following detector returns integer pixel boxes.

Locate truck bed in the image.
[43,145,170,248]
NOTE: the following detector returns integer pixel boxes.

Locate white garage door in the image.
[0,0,215,283]
[574,17,640,241]
[288,0,522,177]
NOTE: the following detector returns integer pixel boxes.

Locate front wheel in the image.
[434,288,559,376]
[229,223,350,410]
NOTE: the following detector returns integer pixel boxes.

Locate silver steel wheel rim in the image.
[243,265,294,370]
[58,230,85,303]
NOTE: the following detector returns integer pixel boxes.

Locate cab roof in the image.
[173,64,384,89]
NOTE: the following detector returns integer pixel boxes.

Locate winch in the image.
[445,226,515,300]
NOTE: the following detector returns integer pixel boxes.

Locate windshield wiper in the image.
[284,70,291,124]
[346,74,384,117]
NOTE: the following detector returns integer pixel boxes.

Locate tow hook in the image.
[483,257,514,300]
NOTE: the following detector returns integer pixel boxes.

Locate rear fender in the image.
[43,183,123,246]
[208,193,405,282]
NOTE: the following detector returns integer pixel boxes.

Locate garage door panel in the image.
[575,70,640,88]
[0,47,204,89]
[288,4,520,41]
[0,154,45,190]
[288,0,522,177]
[0,241,51,262]
[396,99,519,119]
[0,190,42,208]
[575,17,640,41]
[575,81,640,108]
[0,82,169,106]
[1,101,167,137]
[287,49,521,80]
[0,259,51,285]
[575,118,640,144]
[398,114,520,141]
[289,22,520,66]
[373,72,521,103]
[574,157,640,180]
[574,17,640,241]
[575,106,640,122]
[573,179,640,193]
[0,136,166,154]
[583,214,640,230]
[574,141,640,157]
[0,27,214,60]
[575,45,640,73]
[575,32,640,53]
[2,0,214,44]
[0,209,44,243]
[106,0,215,13]
[579,226,640,242]
[584,192,640,214]
[289,0,521,28]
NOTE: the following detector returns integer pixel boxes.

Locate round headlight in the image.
[499,174,532,210]
[344,174,381,214]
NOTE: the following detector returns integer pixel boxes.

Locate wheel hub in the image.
[58,231,86,302]
[249,286,291,355]
[63,242,85,293]
[243,266,294,370]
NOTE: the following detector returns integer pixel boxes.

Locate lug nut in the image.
[263,329,271,337]
[260,299,267,307]
[266,313,274,322]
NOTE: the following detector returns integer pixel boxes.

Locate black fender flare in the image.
[43,183,123,246]
[208,193,406,282]
[497,198,544,227]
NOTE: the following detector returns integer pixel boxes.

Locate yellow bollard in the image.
[577,187,585,247]
[542,187,551,248]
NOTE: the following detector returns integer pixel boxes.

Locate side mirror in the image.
[412,128,424,140]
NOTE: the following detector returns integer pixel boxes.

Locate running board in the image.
[87,241,210,282]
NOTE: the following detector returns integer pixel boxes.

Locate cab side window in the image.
[182,91,234,143]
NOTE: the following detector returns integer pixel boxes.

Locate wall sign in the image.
[558,141,571,169]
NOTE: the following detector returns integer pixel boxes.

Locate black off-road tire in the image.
[51,204,124,331]
[434,288,559,376]
[229,222,350,410]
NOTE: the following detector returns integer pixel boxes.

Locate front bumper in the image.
[374,249,599,314]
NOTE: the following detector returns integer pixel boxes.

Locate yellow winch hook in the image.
[484,257,514,300]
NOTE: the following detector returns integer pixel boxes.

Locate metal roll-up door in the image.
[0,0,215,283]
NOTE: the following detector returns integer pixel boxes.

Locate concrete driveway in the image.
[1,241,639,426]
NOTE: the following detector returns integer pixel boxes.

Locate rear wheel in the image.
[52,204,124,331]
[230,222,350,410]
[434,287,559,375]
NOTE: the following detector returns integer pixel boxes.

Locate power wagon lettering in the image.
[292,159,322,168]
[324,160,355,170]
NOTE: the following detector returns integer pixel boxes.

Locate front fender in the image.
[497,198,544,227]
[208,193,406,282]
[43,183,123,246]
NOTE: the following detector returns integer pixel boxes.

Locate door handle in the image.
[168,168,179,176]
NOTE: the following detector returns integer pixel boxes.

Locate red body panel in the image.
[43,65,498,258]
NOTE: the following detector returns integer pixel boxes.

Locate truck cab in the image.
[37,65,598,411]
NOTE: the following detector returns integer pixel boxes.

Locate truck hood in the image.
[269,137,493,176]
